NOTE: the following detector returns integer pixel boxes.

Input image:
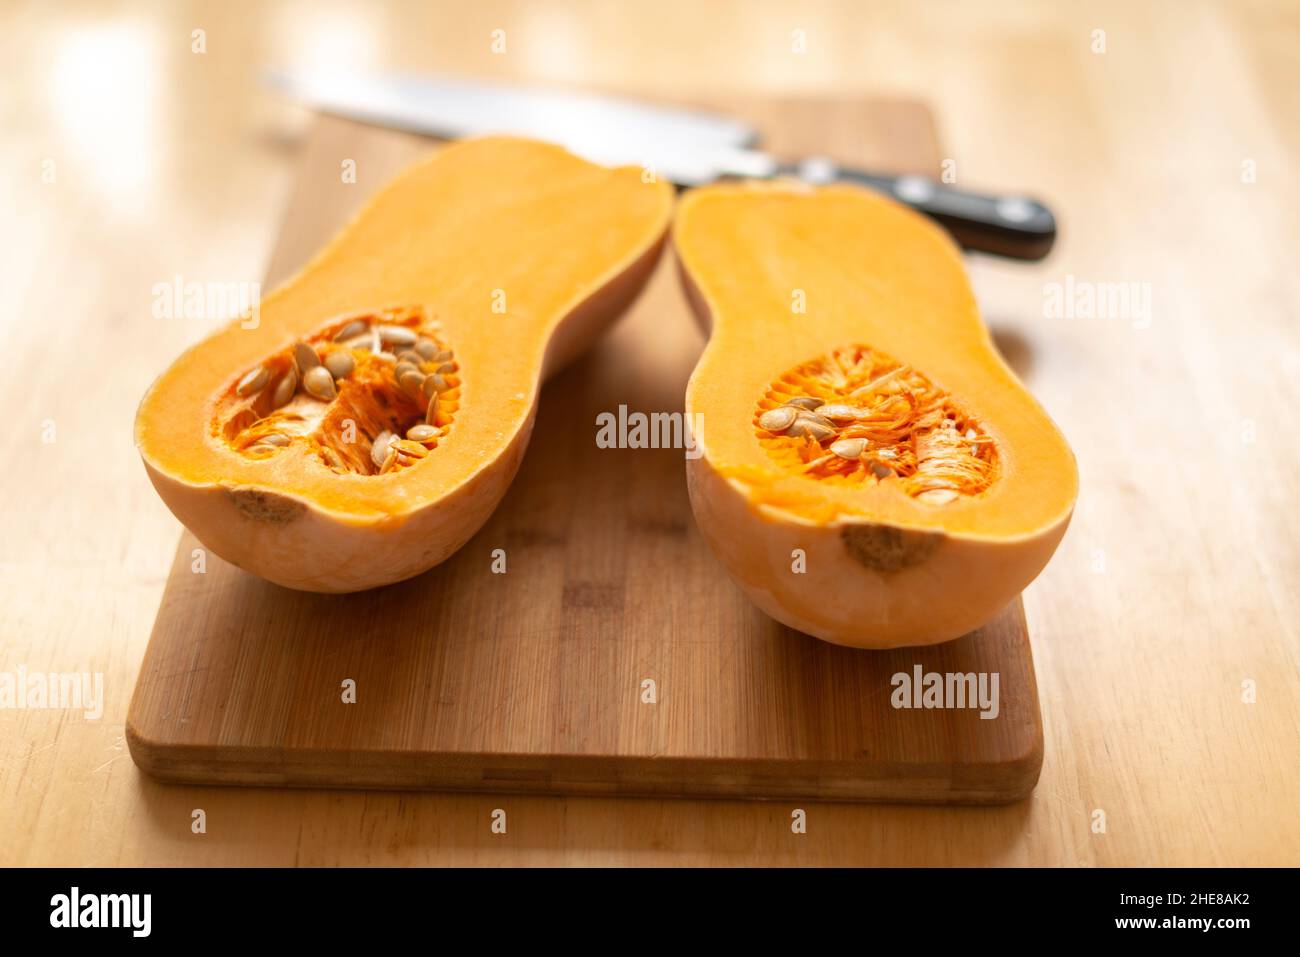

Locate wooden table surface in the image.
[2,0,1297,866]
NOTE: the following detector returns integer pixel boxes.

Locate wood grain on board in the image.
[126,99,1043,803]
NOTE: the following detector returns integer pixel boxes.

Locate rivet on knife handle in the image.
[789,158,1058,262]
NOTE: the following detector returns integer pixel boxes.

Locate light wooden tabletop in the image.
[2,0,1297,866]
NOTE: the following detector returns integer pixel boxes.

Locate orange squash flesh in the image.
[136,137,673,592]
[675,181,1077,648]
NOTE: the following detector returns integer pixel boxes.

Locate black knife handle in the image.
[786,158,1057,261]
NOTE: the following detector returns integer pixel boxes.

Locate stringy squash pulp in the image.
[675,181,1077,648]
[136,137,673,592]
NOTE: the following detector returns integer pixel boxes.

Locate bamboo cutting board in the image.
[127,95,1044,803]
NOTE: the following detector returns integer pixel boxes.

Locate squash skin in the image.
[144,427,530,592]
[137,138,673,592]
[687,460,1069,646]
[675,182,1076,648]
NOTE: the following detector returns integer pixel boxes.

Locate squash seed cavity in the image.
[214,305,461,476]
[752,344,997,503]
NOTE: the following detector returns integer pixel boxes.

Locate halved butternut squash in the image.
[136,137,673,592]
[674,181,1077,648]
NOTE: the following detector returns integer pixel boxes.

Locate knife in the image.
[266,72,1056,261]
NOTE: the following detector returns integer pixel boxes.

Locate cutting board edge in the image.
[125,709,1044,805]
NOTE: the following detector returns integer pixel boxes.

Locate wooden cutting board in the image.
[127,95,1043,803]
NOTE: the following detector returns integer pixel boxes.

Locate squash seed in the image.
[398,370,425,396]
[787,414,837,443]
[323,351,354,379]
[425,394,439,425]
[799,410,835,430]
[918,488,959,505]
[436,362,456,374]
[415,338,437,360]
[293,341,320,373]
[818,404,868,423]
[392,439,429,459]
[236,365,269,396]
[396,350,423,366]
[302,366,337,401]
[370,430,394,469]
[376,324,417,346]
[784,396,824,411]
[393,361,419,381]
[272,367,298,408]
[236,366,269,395]
[333,319,367,342]
[261,432,290,447]
[830,437,867,459]
[406,424,438,442]
[757,407,797,432]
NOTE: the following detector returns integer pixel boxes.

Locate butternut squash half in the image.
[136,137,673,592]
[675,182,1076,648]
